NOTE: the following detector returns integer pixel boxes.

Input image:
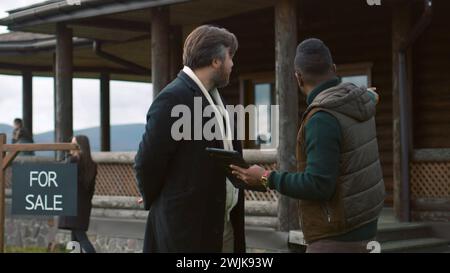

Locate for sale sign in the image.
[11,163,77,216]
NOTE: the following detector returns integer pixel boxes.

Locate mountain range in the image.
[0,123,145,155]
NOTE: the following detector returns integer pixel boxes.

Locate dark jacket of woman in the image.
[58,155,97,231]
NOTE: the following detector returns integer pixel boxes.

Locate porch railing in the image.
[410,149,450,221]
[5,149,279,202]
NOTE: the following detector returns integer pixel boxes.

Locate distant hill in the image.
[0,123,146,154]
[0,124,14,141]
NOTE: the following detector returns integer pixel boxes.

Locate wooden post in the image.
[100,73,111,152]
[22,71,33,138]
[169,26,183,80]
[53,53,57,148]
[392,2,412,221]
[0,134,5,253]
[151,6,170,97]
[55,23,74,160]
[275,0,299,231]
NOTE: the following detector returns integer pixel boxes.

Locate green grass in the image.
[5,245,69,253]
[6,246,49,253]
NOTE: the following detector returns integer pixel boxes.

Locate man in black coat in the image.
[134,25,245,253]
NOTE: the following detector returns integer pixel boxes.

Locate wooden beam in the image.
[0,62,149,76]
[151,6,170,97]
[411,198,450,211]
[93,41,151,75]
[100,73,111,152]
[169,25,183,80]
[413,148,450,162]
[22,70,33,138]
[411,211,450,222]
[2,151,18,171]
[392,1,412,222]
[55,23,74,161]
[2,143,78,152]
[53,52,57,152]
[0,134,5,253]
[275,0,299,232]
[70,18,151,33]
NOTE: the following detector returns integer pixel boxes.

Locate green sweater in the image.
[268,77,377,242]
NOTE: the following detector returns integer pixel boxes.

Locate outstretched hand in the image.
[230,164,266,188]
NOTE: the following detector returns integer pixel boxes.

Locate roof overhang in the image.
[1,0,191,30]
[0,31,151,82]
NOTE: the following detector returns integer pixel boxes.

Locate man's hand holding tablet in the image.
[205,148,268,192]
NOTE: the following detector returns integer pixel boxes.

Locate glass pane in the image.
[254,83,272,144]
[341,75,368,88]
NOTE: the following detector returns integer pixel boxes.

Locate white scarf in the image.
[183,66,233,150]
[183,66,239,222]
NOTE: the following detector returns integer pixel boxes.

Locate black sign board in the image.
[12,163,77,216]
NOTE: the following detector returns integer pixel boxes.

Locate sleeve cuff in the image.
[267,171,277,190]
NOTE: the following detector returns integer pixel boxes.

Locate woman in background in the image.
[58,135,97,253]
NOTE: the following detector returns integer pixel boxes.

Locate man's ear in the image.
[211,58,222,69]
[295,72,304,88]
[332,64,337,74]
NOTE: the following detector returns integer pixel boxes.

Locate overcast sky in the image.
[0,0,153,134]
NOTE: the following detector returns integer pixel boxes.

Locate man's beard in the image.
[211,65,230,89]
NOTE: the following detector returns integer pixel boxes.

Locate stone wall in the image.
[5,191,147,252]
[5,190,279,253]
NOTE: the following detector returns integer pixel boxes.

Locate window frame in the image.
[337,62,373,87]
[239,72,276,149]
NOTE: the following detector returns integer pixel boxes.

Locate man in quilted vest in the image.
[231,38,385,253]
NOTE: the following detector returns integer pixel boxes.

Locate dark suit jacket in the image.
[134,71,246,253]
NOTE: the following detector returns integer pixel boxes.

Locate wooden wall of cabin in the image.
[209,1,395,206]
[412,0,450,148]
[207,8,275,105]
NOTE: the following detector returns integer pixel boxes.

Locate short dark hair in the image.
[14,118,22,125]
[183,25,238,70]
[294,38,333,81]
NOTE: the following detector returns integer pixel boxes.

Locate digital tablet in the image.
[205,147,267,192]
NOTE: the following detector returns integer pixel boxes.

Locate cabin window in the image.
[254,83,274,145]
[337,62,373,88]
[239,73,276,149]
